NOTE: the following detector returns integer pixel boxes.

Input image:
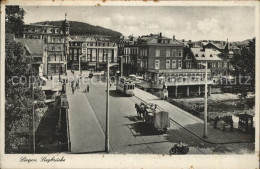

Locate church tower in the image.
[63,13,70,72]
[63,13,70,36]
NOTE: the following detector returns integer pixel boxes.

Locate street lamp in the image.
[198,61,208,138]
[105,56,110,153]
[105,58,119,153]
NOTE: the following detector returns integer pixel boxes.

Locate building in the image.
[22,16,70,76]
[123,33,184,79]
[15,38,47,76]
[69,36,118,70]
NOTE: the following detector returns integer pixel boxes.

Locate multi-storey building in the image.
[69,36,118,70]
[123,33,184,80]
[22,16,70,76]
[183,40,239,81]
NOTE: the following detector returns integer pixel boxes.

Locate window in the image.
[212,62,216,68]
[155,60,160,69]
[172,50,177,57]
[186,62,191,68]
[172,60,176,68]
[155,49,160,57]
[104,49,107,62]
[92,49,96,61]
[178,50,182,57]
[99,49,103,62]
[108,49,112,62]
[166,49,170,57]
[224,62,228,68]
[166,60,170,69]
[178,60,182,69]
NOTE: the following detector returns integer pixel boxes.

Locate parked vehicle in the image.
[169,142,189,154]
[135,102,170,132]
[116,77,135,96]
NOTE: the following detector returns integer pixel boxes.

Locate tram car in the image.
[116,77,135,96]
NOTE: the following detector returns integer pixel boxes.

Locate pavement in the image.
[66,78,105,153]
[134,87,254,144]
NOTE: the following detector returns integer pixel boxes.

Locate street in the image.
[66,71,254,154]
[66,71,208,154]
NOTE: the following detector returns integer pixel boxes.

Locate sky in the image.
[21,6,255,42]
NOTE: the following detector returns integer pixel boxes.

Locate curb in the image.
[134,94,254,145]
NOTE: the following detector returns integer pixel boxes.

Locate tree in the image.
[5,6,25,37]
[5,40,46,153]
[229,38,255,97]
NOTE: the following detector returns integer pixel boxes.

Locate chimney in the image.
[173,35,175,40]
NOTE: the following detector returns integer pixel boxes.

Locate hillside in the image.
[232,39,254,47]
[33,20,122,41]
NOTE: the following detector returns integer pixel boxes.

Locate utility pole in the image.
[203,61,208,138]
[105,55,110,153]
[198,61,208,138]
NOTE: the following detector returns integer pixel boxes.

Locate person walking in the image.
[87,84,89,93]
[72,85,74,95]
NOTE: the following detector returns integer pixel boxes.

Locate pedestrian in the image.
[214,116,219,129]
[87,84,89,92]
[110,81,112,88]
[76,81,79,89]
[71,81,74,88]
[72,86,74,94]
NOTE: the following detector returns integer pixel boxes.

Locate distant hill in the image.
[232,39,254,47]
[33,20,122,42]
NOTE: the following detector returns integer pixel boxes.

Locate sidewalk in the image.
[134,88,254,144]
[66,84,105,153]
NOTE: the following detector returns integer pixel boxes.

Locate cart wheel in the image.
[183,147,189,154]
[169,147,177,154]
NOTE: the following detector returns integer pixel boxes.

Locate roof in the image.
[15,38,44,55]
[25,24,61,28]
[191,48,222,61]
[138,34,182,46]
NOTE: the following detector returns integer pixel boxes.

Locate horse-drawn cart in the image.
[135,103,170,132]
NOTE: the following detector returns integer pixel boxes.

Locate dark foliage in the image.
[5,6,25,37]
[229,38,255,97]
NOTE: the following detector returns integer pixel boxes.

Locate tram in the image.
[116,77,135,96]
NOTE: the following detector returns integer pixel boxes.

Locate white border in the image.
[1,1,259,169]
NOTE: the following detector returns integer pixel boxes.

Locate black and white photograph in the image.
[1,1,259,169]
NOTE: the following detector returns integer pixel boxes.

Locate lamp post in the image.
[199,61,208,138]
[105,55,110,153]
